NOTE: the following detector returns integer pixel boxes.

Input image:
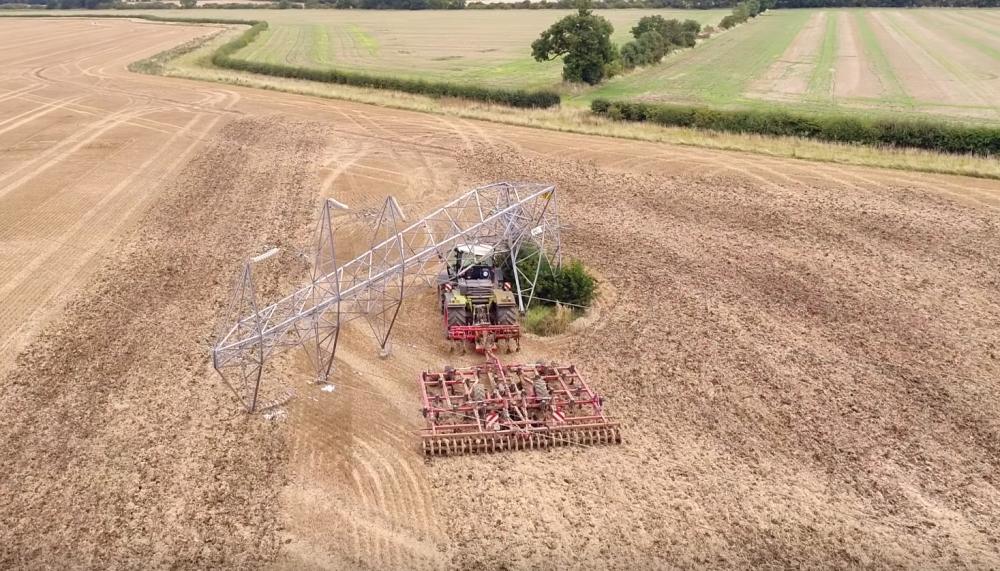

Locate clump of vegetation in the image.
[508,252,597,336]
[533,259,597,309]
[619,15,701,71]
[531,4,616,85]
[720,0,773,30]
[524,303,574,336]
[532,6,703,84]
[592,99,1000,157]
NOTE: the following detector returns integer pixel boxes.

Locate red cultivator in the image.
[418,352,621,456]
[445,323,520,354]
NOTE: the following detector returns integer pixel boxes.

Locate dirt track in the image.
[2,17,1000,570]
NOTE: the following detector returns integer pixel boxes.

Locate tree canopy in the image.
[631,15,700,48]
[618,15,701,71]
[531,5,617,85]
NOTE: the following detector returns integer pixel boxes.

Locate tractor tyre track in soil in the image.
[0,117,331,567]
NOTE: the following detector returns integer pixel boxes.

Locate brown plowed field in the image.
[2,17,1000,570]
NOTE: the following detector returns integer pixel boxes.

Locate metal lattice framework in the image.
[212,182,561,412]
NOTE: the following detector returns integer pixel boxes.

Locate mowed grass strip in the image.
[853,10,912,108]
[924,11,1000,65]
[214,20,561,108]
[348,24,379,57]
[310,24,333,66]
[806,11,837,102]
[881,10,998,111]
[944,10,1000,41]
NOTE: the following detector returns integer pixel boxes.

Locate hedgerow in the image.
[212,21,560,108]
[591,99,1000,156]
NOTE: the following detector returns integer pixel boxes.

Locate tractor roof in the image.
[456,244,494,257]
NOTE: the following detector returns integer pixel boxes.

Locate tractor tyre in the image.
[447,306,468,328]
[495,305,518,326]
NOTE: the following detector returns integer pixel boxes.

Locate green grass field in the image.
[222,9,726,90]
[579,8,1000,122]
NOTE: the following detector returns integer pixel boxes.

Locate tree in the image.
[180,0,197,7]
[632,15,699,49]
[619,41,642,69]
[531,3,616,85]
[679,19,701,46]
[635,30,667,64]
[631,14,670,39]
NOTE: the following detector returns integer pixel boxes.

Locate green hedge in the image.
[591,99,1000,156]
[211,21,561,109]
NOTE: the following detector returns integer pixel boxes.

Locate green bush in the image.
[503,247,598,309]
[590,99,611,114]
[591,99,1000,157]
[535,259,597,308]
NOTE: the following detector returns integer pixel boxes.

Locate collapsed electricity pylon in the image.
[212,182,561,412]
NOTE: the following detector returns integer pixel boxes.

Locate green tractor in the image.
[437,244,520,351]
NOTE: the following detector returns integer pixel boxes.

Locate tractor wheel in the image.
[495,305,518,326]
[447,306,468,328]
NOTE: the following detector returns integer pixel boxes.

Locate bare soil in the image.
[439,145,1000,569]
[0,18,232,375]
[0,116,330,567]
[3,16,1000,571]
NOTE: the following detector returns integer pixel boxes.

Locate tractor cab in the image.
[446,244,501,282]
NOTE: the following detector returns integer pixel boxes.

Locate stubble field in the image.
[2,16,1000,571]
